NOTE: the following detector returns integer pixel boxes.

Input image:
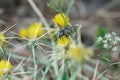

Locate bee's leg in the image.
[70,29,76,38]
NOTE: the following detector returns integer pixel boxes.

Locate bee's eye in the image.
[66,31,69,34]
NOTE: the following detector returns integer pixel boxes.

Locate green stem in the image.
[0,46,7,60]
[66,0,76,16]
[59,0,64,12]
[28,0,49,28]
[51,40,59,77]
[32,45,37,80]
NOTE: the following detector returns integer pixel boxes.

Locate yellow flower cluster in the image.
[67,44,94,62]
[53,13,69,28]
[19,22,44,39]
[57,36,71,47]
[0,33,5,46]
[0,60,13,77]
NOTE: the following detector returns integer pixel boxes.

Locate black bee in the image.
[58,26,77,38]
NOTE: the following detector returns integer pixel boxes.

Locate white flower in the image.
[103,40,107,44]
[112,39,117,45]
[115,36,120,41]
[112,32,117,36]
[96,32,120,51]
[112,47,118,51]
[103,44,108,48]
[105,34,111,39]
[97,36,103,42]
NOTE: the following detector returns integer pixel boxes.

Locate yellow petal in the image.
[53,13,69,28]
[0,60,13,74]
[67,44,94,62]
[0,71,3,77]
[27,22,44,39]
[19,28,27,38]
[57,36,71,47]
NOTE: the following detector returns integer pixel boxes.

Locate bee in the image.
[58,25,77,38]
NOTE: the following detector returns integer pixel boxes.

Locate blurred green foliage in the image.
[47,0,64,13]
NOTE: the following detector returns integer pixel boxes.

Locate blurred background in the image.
[0,0,120,44]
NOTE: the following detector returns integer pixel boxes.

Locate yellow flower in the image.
[67,44,94,62]
[0,60,13,77]
[19,28,27,38]
[0,33,5,46]
[53,13,69,28]
[57,36,71,47]
[19,22,45,39]
[0,72,2,77]
[27,22,44,39]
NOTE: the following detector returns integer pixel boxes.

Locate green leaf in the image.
[99,54,110,63]
[47,0,64,12]
[96,27,108,38]
[62,71,69,80]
